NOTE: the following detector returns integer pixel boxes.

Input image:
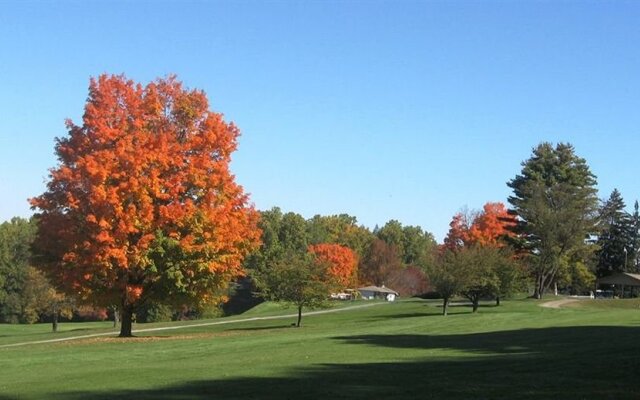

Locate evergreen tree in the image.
[630,201,640,272]
[596,190,634,276]
[507,142,598,298]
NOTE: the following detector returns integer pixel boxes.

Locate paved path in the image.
[0,302,388,349]
[539,298,579,309]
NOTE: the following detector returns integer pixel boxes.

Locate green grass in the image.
[1,297,639,399]
[570,297,640,309]
[0,300,372,347]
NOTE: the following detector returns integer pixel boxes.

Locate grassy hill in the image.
[1,297,639,399]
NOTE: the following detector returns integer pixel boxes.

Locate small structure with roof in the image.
[357,285,399,301]
[596,272,640,298]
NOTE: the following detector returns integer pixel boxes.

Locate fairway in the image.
[1,298,639,400]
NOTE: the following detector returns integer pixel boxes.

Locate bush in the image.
[138,303,174,323]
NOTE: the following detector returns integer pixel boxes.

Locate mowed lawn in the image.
[1,298,639,400]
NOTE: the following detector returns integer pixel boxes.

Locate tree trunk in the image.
[496,296,500,306]
[296,305,303,327]
[543,266,560,296]
[472,299,479,313]
[52,304,58,333]
[113,308,119,328]
[533,275,544,299]
[442,297,449,316]
[119,305,134,337]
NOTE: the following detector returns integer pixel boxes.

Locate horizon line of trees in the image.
[4,142,640,325]
[2,74,637,331]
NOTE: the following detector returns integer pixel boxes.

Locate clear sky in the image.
[1,1,639,241]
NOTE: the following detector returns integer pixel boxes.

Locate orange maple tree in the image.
[31,74,261,337]
[308,243,358,287]
[467,202,517,246]
[443,202,516,249]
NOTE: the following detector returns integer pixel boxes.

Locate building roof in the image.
[597,272,640,287]
[357,285,399,295]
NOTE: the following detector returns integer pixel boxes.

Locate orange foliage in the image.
[31,74,261,313]
[309,243,358,287]
[442,213,471,250]
[467,202,516,246]
[126,285,144,302]
[443,202,516,249]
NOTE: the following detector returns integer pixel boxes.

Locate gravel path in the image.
[0,302,388,349]
[539,298,579,309]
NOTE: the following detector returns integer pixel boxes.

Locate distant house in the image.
[357,285,399,301]
[596,272,640,298]
[330,289,357,300]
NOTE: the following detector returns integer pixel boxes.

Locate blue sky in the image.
[1,1,639,241]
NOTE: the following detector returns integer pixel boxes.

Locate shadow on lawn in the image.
[49,326,640,400]
[447,303,496,308]
[228,325,293,331]
[366,304,496,322]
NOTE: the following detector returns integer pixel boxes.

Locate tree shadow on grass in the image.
[445,303,496,309]
[48,326,640,400]
[365,312,445,322]
[67,327,99,332]
[366,304,492,322]
[228,325,293,332]
[336,326,621,355]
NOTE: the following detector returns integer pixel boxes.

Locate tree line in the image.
[2,74,637,334]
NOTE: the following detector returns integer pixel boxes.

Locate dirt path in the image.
[539,298,579,309]
[0,302,388,349]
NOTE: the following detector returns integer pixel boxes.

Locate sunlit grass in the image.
[1,297,638,399]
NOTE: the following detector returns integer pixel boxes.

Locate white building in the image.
[357,285,399,301]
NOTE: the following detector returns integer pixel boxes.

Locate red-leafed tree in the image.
[309,243,358,287]
[387,266,430,297]
[358,238,403,286]
[442,212,473,250]
[31,74,261,337]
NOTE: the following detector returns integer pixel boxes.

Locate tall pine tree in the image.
[596,189,634,276]
[629,201,640,272]
[507,142,598,298]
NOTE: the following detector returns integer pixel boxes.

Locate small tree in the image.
[458,246,520,310]
[428,242,522,314]
[428,249,470,316]
[493,249,523,306]
[253,251,332,327]
[20,267,73,331]
[458,247,499,313]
